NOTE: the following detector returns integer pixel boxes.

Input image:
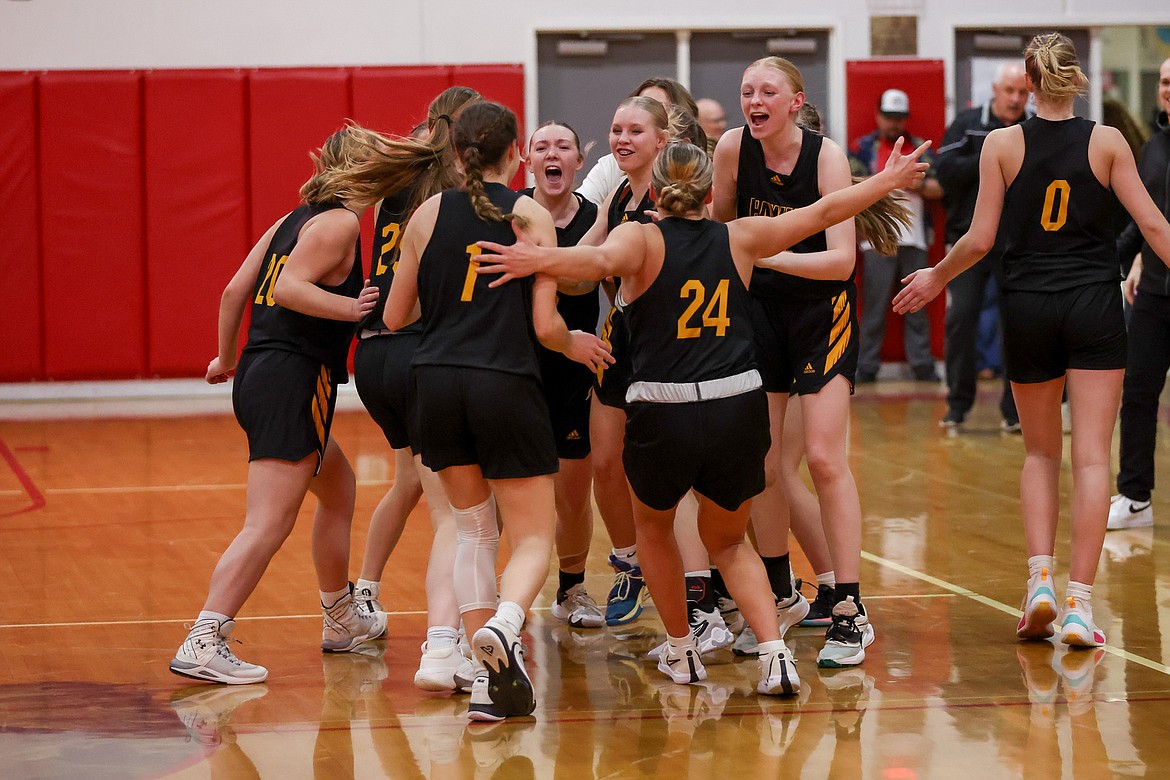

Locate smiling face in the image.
[740,66,804,139]
[528,123,583,198]
[609,104,667,175]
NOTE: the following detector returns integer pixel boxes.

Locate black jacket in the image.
[936,102,1032,245]
[1118,110,1170,296]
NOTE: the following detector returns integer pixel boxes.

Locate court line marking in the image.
[0,479,392,497]
[862,550,1170,676]
[0,594,972,630]
[0,435,45,517]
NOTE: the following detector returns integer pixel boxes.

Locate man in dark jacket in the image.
[935,62,1031,431]
[1109,57,1170,530]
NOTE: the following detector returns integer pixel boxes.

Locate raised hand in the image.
[882,137,932,191]
[476,220,546,288]
[564,330,614,371]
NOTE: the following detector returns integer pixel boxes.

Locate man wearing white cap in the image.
[850,88,943,384]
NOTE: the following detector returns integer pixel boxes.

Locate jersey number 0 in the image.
[1040,180,1070,232]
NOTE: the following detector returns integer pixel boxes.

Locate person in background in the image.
[851,88,943,384]
[936,62,1031,431]
[1108,57,1170,531]
[697,97,728,153]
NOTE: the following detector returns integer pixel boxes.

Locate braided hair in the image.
[453,101,529,229]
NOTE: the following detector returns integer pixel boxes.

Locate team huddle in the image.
[168,34,1170,724]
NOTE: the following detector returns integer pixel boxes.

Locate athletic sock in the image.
[762,554,793,600]
[612,544,639,567]
[1028,554,1056,580]
[835,582,864,616]
[1066,580,1093,606]
[495,601,526,635]
[196,610,232,627]
[558,570,585,600]
[426,625,459,650]
[684,570,716,613]
[320,585,350,608]
[355,577,379,593]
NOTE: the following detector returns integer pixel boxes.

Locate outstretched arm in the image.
[892,130,1010,314]
[476,220,648,288]
[739,137,930,265]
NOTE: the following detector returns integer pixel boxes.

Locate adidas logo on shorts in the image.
[566,430,581,441]
[803,363,815,374]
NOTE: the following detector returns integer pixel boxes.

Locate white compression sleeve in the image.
[452,495,499,613]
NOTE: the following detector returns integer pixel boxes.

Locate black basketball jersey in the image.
[736,126,848,299]
[624,218,755,384]
[608,179,656,233]
[244,202,363,380]
[1000,117,1123,291]
[412,183,540,377]
[520,188,599,248]
[359,186,420,333]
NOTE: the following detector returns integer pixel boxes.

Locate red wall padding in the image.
[39,71,147,379]
[452,65,528,188]
[3,64,525,382]
[143,71,251,376]
[845,59,947,362]
[352,66,450,137]
[0,74,43,381]
[247,69,353,241]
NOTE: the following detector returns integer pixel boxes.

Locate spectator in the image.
[697,97,728,144]
[935,62,1032,430]
[851,89,943,383]
[1108,57,1170,530]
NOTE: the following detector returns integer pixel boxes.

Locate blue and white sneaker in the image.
[605,554,648,626]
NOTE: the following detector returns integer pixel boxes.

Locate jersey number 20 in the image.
[1040,180,1070,232]
[678,279,731,339]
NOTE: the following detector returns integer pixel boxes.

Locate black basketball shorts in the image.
[232,348,338,474]
[1001,282,1127,383]
[594,307,632,409]
[749,287,859,395]
[623,389,770,512]
[354,333,421,451]
[539,350,593,460]
[413,365,559,480]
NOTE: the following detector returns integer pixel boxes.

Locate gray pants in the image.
[858,245,933,376]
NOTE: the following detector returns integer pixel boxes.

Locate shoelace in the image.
[827,613,861,643]
[566,589,602,616]
[610,570,635,600]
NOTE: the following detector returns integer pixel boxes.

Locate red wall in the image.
[845,59,947,362]
[0,64,525,381]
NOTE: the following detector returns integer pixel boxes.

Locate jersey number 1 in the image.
[677,279,731,339]
[462,245,482,302]
[1040,180,1070,232]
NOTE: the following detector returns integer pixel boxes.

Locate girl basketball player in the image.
[894,33,1170,648]
[520,121,606,629]
[476,138,929,692]
[383,101,611,720]
[712,56,873,668]
[342,86,482,692]
[170,127,385,684]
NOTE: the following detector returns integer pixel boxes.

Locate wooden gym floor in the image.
[3,378,1170,778]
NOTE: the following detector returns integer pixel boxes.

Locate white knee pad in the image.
[453,495,499,613]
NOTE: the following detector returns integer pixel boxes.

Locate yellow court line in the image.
[862,550,1170,677]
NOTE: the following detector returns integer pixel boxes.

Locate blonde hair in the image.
[1024,32,1087,100]
[746,56,806,95]
[652,142,713,218]
[453,101,529,229]
[298,126,369,204]
[336,86,481,214]
[617,96,671,135]
[793,101,911,256]
[666,105,709,152]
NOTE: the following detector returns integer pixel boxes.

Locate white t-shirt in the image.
[576,153,622,206]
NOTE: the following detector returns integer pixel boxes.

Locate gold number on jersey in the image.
[1040,180,1071,232]
[462,244,482,302]
[254,253,288,307]
[374,222,402,276]
[677,279,731,339]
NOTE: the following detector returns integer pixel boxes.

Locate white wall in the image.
[4,0,1169,71]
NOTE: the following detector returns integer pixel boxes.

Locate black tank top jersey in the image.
[412,183,540,377]
[518,189,601,330]
[244,201,363,379]
[608,179,656,233]
[359,186,421,334]
[736,126,847,299]
[624,218,755,384]
[1000,117,1123,292]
